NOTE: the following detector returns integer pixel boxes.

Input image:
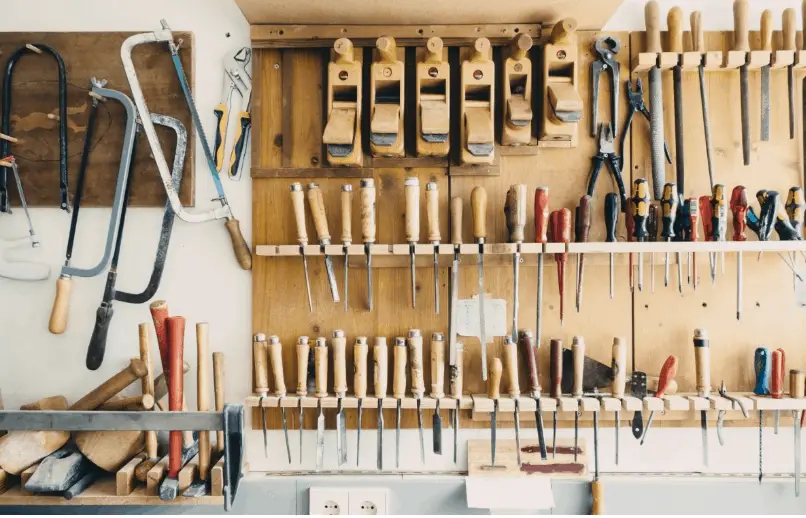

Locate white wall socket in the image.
[348,488,388,515]
[309,487,389,515]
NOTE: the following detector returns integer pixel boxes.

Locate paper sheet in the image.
[456,297,507,344]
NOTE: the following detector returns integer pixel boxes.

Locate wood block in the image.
[468,439,586,478]
[601,397,622,412]
[177,454,199,493]
[145,455,169,496]
[210,456,224,497]
[116,453,145,497]
[663,395,690,411]
[686,396,710,411]
[19,396,68,411]
[643,397,664,411]
[558,397,578,412]
[621,396,642,411]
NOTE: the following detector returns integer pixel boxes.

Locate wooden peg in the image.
[0,133,19,144]
[416,37,450,157]
[430,333,445,399]
[370,36,404,157]
[373,337,388,399]
[253,334,269,396]
[425,37,444,63]
[333,37,354,64]
[25,44,42,54]
[539,18,581,148]
[460,38,495,164]
[324,37,363,166]
[551,18,578,45]
[502,34,534,146]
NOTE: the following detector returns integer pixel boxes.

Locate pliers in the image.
[620,78,672,167]
[716,381,749,446]
[590,36,621,138]
[587,123,628,213]
[214,47,252,180]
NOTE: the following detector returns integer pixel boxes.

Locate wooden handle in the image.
[196,323,211,480]
[450,342,464,399]
[269,335,286,396]
[290,183,308,245]
[451,197,463,245]
[760,9,773,52]
[332,330,347,395]
[296,337,311,396]
[213,352,225,453]
[691,12,704,53]
[377,36,398,63]
[138,323,158,459]
[97,394,154,410]
[509,33,533,60]
[225,219,252,270]
[591,480,604,515]
[550,18,577,45]
[803,0,806,51]
[153,361,190,404]
[733,0,750,52]
[693,329,711,397]
[253,334,269,395]
[360,178,377,244]
[341,184,353,244]
[471,186,487,242]
[333,37,354,63]
[645,1,662,54]
[373,337,388,398]
[550,339,562,398]
[405,177,420,243]
[503,336,520,397]
[535,187,550,244]
[506,184,527,244]
[470,37,492,62]
[488,357,502,399]
[354,337,369,398]
[314,337,329,397]
[21,395,68,411]
[771,349,785,399]
[571,336,585,397]
[519,330,540,397]
[791,370,805,399]
[307,183,331,243]
[425,37,444,62]
[48,276,72,334]
[430,333,445,399]
[408,329,425,397]
[393,337,407,399]
[667,6,684,53]
[783,8,797,51]
[611,337,627,399]
[149,299,170,375]
[655,355,678,398]
[426,182,440,243]
[165,316,185,478]
[70,358,148,411]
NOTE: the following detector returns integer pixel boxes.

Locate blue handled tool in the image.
[754,347,770,484]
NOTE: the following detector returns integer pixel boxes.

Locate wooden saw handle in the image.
[307,183,331,243]
[393,337,407,399]
[269,335,286,396]
[611,337,627,399]
[196,323,211,481]
[504,336,520,397]
[213,352,225,453]
[70,358,148,411]
[297,337,311,396]
[373,337,388,399]
[426,182,440,243]
[354,337,368,398]
[139,323,158,459]
[332,330,347,396]
[225,218,252,270]
[405,177,420,244]
[48,275,72,334]
[314,337,329,397]
[430,333,445,399]
[667,6,684,54]
[166,316,186,478]
[408,329,425,397]
[253,334,269,396]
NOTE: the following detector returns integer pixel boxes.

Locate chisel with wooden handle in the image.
[393,337,407,468]
[374,337,388,470]
[472,186,489,380]
[308,183,340,302]
[332,330,348,466]
[409,329,426,463]
[341,184,353,312]
[354,336,368,466]
[427,182,441,313]
[449,196,462,367]
[160,316,185,501]
[519,330,546,460]
[314,337,328,471]
[611,337,626,464]
[361,179,376,311]
[296,336,310,464]
[269,335,292,463]
[505,184,526,341]
[405,177,420,308]
[253,333,269,458]
[771,348,785,436]
[290,183,313,312]
[431,332,445,455]
[450,341,464,464]
[504,335,521,465]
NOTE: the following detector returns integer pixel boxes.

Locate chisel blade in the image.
[535,399,547,460]
[788,66,796,140]
[760,65,770,142]
[357,400,363,466]
[343,249,349,312]
[701,409,709,467]
[740,65,750,165]
[396,402,401,468]
[432,407,443,455]
[298,401,304,464]
[338,402,348,466]
[536,254,544,346]
[324,255,340,302]
[261,401,268,458]
[514,401,521,466]
[490,404,497,467]
[478,255,488,381]
[433,248,440,314]
[316,401,325,471]
[377,400,384,471]
[366,248,373,312]
[281,408,291,464]
[452,408,459,464]
[417,400,425,464]
[449,252,460,366]
[301,253,313,312]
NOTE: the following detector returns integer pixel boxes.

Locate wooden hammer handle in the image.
[70,358,148,411]
[166,316,186,478]
[197,323,211,481]
[149,300,170,375]
[139,323,158,459]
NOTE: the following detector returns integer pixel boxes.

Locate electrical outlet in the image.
[309,488,349,515]
[348,488,388,515]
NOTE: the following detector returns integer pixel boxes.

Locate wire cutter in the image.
[590,36,620,138]
[716,381,749,446]
[587,123,628,213]
[214,47,252,180]
[620,78,672,165]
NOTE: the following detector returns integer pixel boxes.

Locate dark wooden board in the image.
[0,31,195,208]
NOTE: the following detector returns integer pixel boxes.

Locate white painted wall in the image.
[0,0,801,483]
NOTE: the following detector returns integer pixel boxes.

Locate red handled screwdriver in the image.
[730,186,748,320]
[550,208,572,326]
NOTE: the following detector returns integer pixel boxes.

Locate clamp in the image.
[717,380,749,446]
[590,36,621,138]
[214,47,252,180]
[621,78,672,166]
[587,123,628,212]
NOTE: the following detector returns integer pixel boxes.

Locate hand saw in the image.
[214,47,252,181]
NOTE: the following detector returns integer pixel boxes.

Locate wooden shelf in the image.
[630,49,795,74]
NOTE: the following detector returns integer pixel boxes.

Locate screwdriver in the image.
[307,183,341,302]
[693,328,711,467]
[360,179,376,311]
[341,184,353,312]
[535,187,550,345]
[604,193,619,299]
[426,182,441,314]
[472,186,489,380]
[449,197,462,367]
[574,195,591,313]
[687,198,699,290]
[730,186,748,321]
[504,336,522,465]
[710,184,727,279]
[571,336,585,462]
[631,179,651,292]
[506,184,527,342]
[771,348,785,436]
[550,208,572,326]
[519,329,547,460]
[698,195,715,284]
[647,203,659,293]
[660,183,680,292]
[289,183,313,311]
[550,338,563,458]
[785,187,804,290]
[640,355,677,445]
[754,346,770,484]
[405,177,420,308]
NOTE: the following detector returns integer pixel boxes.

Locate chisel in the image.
[691,11,715,190]
[449,197,463,367]
[426,182,441,314]
[506,184,526,341]
[550,208,572,326]
[431,333,446,455]
[472,186,489,380]
[754,347,770,484]
[290,183,313,311]
[488,357,503,468]
[645,0,666,200]
[631,179,651,291]
[535,187,550,345]
[574,195,591,312]
[503,336,521,465]
[604,193,619,299]
[332,330,348,465]
[314,337,328,471]
[519,330,547,460]
[341,184,353,312]
[783,8,797,140]
[734,0,751,165]
[694,328,711,466]
[730,186,748,320]
[611,337,626,464]
[361,179,376,311]
[393,337,407,468]
[771,349,785,436]
[307,183,340,302]
[354,336,368,466]
[409,329,426,464]
[450,341,464,464]
[550,339,563,458]
[571,336,585,462]
[253,333,269,458]
[641,355,677,445]
[790,369,804,496]
[760,9,772,142]
[373,337,388,471]
[296,336,310,464]
[668,7,686,200]
[405,177,420,309]
[268,335,291,464]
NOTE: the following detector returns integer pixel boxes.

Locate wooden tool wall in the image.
[251,28,806,432]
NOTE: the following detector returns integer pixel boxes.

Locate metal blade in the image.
[433,248,440,314]
[673,67,685,196]
[698,65,715,190]
[324,255,340,303]
[377,401,384,471]
[789,66,796,140]
[615,410,620,465]
[537,255,544,347]
[396,402,401,468]
[574,410,579,462]
[717,410,725,447]
[552,412,557,459]
[478,252,488,380]
[261,403,267,458]
[648,66,665,200]
[449,253,460,366]
[514,401,521,466]
[593,410,599,480]
[740,65,750,165]
[298,402,304,464]
[366,249,373,312]
[453,408,459,464]
[701,409,709,467]
[316,402,325,471]
[432,409,443,455]
[302,254,313,312]
[535,399,547,460]
[410,246,416,308]
[281,408,291,464]
[357,400,363,466]
[336,399,347,466]
[512,252,520,343]
[775,410,780,435]
[490,405,497,467]
[760,65,770,142]
[417,400,425,464]
[343,249,349,312]
[641,410,655,446]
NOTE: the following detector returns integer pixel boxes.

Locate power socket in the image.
[348,488,388,515]
[309,488,349,515]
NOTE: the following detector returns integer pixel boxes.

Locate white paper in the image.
[465,477,555,511]
[456,297,507,343]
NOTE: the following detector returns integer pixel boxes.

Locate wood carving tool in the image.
[640,355,677,445]
[296,336,310,464]
[550,208,572,326]
[354,337,368,466]
[122,21,251,270]
[308,183,340,303]
[660,183,680,292]
[486,358,503,469]
[771,349,785,435]
[426,182,441,314]
[409,330,426,463]
[472,186,489,379]
[374,337,388,470]
[591,37,620,137]
[159,316,185,501]
[290,183,314,311]
[214,47,252,180]
[612,337,626,464]
[571,337,584,461]
[694,329,711,466]
[760,9,772,142]
[505,184,526,340]
[519,330,547,460]
[370,36,404,156]
[253,333,269,457]
[534,187,549,345]
[574,195,591,312]
[717,381,749,446]
[691,12,715,190]
[668,7,686,202]
[733,0,751,165]
[783,9,797,139]
[332,330,348,465]
[450,341,464,464]
[645,0,666,200]
[648,203,659,292]
[431,333,446,455]
[393,337,407,468]
[754,346,770,483]
[360,178,376,311]
[503,336,521,465]
[550,339,562,458]
[0,43,68,213]
[631,179,650,291]
[341,184,353,312]
[790,369,805,496]
[314,337,328,471]
[604,193,619,299]
[711,185,727,279]
[449,197,463,366]
[785,187,804,291]
[730,186,748,319]
[269,335,291,463]
[405,177,420,308]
